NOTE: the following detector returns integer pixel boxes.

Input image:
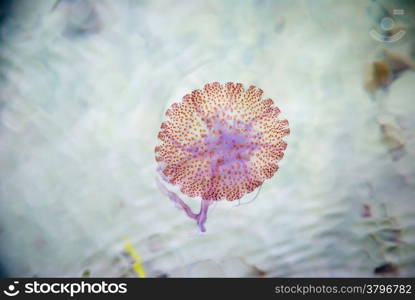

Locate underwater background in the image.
[0,0,414,277]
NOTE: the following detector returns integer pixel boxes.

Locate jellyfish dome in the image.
[155,82,290,232]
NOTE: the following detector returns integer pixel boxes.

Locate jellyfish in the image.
[155,82,290,232]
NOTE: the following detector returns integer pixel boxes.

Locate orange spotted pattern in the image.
[155,82,290,201]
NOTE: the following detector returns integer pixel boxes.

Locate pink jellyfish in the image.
[155,82,290,232]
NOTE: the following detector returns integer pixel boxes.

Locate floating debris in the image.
[384,49,415,77]
[365,61,391,93]
[362,204,372,218]
[123,237,146,278]
[374,263,399,275]
[376,115,406,150]
[82,269,91,278]
[240,258,268,277]
[365,50,415,94]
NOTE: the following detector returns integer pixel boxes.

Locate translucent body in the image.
[155,82,290,231]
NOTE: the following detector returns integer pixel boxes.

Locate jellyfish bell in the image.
[155,82,290,232]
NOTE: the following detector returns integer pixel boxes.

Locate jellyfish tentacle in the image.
[234,183,263,207]
[156,176,199,220]
[156,176,212,232]
[196,199,212,232]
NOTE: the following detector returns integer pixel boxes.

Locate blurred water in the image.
[0,0,414,277]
